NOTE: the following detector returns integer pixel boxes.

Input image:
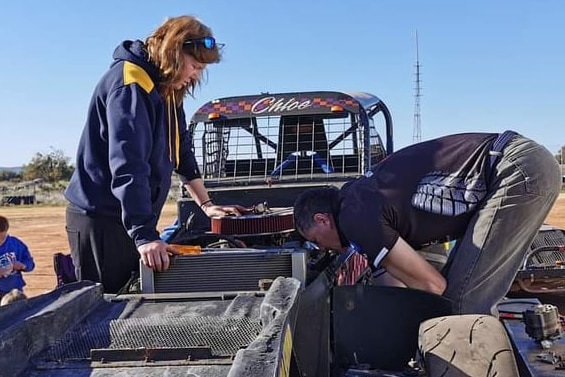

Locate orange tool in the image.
[169,244,202,255]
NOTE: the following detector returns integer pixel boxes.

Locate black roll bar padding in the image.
[368,101,394,154]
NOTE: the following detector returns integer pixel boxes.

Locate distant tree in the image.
[0,170,22,181]
[22,148,74,182]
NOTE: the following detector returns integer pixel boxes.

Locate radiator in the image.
[140,248,307,294]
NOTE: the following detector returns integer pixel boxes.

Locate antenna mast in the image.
[413,30,422,143]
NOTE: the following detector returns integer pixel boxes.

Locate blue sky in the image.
[0,0,563,166]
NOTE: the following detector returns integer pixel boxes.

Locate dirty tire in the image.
[419,315,519,377]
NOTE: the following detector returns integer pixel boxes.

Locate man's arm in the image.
[381,236,446,295]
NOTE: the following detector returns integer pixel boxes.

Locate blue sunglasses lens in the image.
[203,37,215,49]
[184,37,216,50]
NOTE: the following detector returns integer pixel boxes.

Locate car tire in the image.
[418,314,519,377]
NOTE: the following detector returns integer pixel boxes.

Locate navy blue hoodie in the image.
[65,40,201,247]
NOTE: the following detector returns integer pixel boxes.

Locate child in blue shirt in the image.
[0,215,35,296]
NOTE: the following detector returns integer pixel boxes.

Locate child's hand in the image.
[0,265,13,277]
[12,261,26,271]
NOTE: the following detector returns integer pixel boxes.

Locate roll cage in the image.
[189,91,394,187]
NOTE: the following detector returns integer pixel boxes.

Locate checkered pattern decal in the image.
[192,92,361,121]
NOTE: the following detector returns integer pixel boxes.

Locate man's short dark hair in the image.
[293,186,340,233]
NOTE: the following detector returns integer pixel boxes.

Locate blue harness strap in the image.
[489,130,518,170]
[271,150,333,178]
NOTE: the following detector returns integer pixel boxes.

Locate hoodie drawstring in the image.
[166,93,180,168]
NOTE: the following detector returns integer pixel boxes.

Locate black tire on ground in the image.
[419,314,519,377]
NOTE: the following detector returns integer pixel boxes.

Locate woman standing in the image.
[65,15,244,293]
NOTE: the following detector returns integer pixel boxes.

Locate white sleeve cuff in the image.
[372,247,390,270]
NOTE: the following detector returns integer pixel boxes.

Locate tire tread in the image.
[418,314,519,377]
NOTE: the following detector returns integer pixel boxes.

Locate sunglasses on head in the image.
[183,36,224,50]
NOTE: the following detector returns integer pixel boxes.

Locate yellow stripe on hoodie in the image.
[123,61,179,169]
[166,94,180,168]
[166,96,171,164]
[173,92,180,167]
[123,61,154,93]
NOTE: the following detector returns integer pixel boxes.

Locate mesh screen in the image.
[40,316,261,362]
[197,114,368,183]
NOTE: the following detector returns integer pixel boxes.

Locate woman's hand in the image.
[137,240,179,272]
[202,204,249,217]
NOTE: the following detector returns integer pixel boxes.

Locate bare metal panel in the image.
[332,286,453,371]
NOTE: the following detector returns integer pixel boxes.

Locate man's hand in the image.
[138,240,179,272]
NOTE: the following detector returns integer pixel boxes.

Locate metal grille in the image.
[525,228,565,268]
[41,316,261,362]
[149,251,294,293]
[529,228,565,250]
[527,248,565,267]
[194,114,367,183]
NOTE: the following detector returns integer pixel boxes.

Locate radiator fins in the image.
[211,209,294,235]
[152,252,293,293]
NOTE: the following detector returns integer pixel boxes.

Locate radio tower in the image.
[413,30,422,143]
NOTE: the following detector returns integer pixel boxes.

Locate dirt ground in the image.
[2,194,565,298]
[1,203,178,298]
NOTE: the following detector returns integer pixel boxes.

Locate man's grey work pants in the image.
[443,134,562,314]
